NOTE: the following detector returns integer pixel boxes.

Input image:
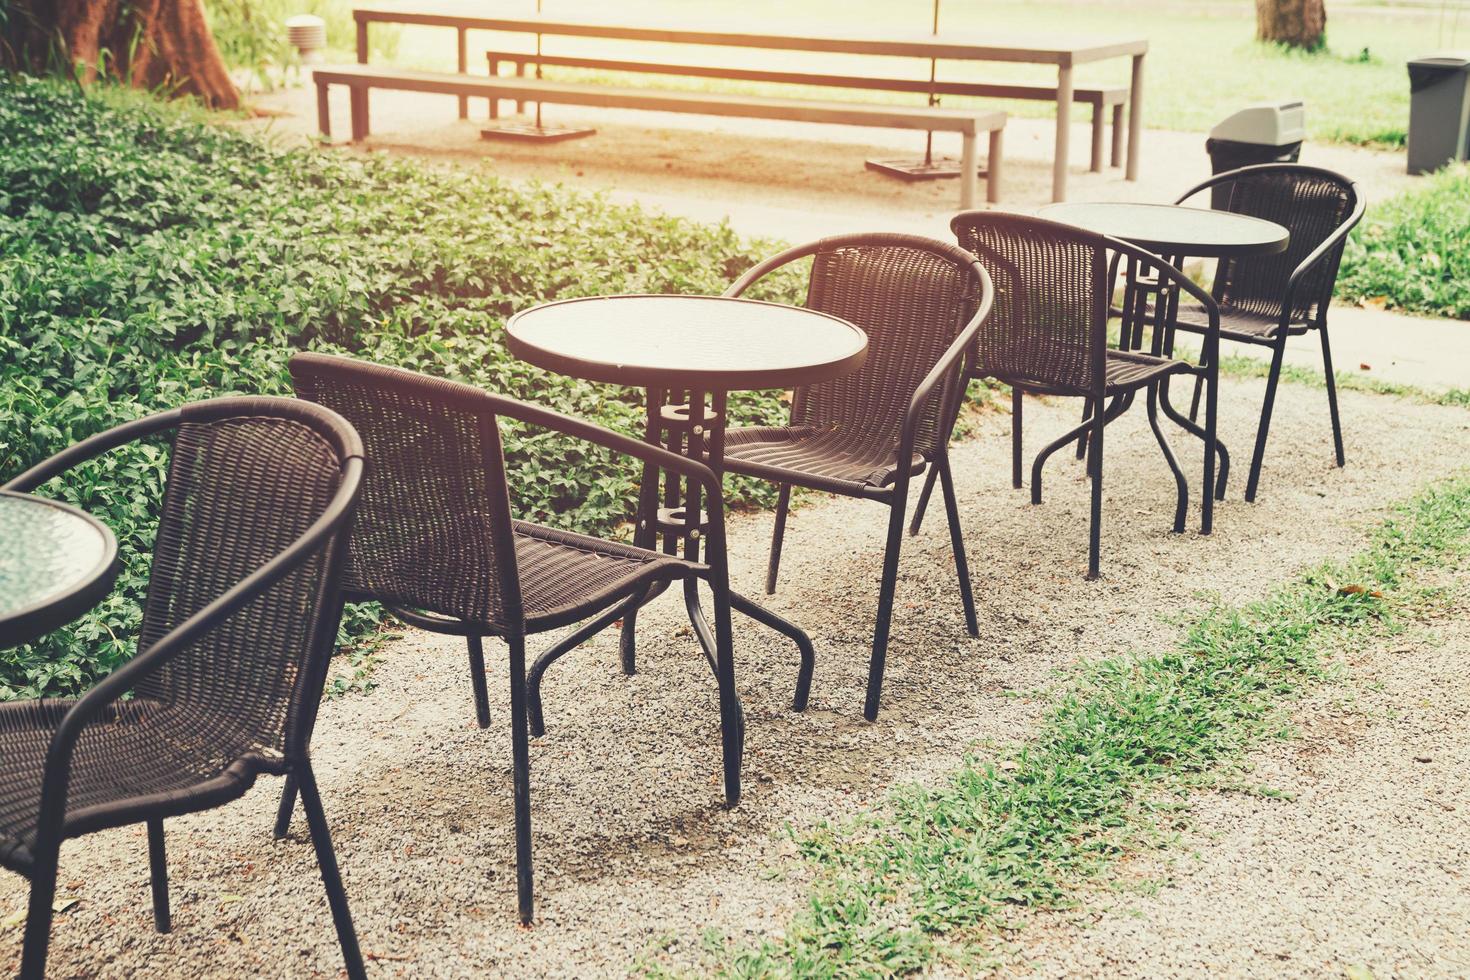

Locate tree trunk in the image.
[1255,0,1327,50]
[2,0,238,109]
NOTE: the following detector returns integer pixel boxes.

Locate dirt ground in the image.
[3,379,1467,977]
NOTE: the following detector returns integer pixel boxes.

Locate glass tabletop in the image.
[1038,201,1290,258]
[0,491,119,646]
[506,294,868,390]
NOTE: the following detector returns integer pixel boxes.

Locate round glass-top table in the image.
[1037,201,1289,258]
[0,490,119,648]
[505,294,868,390]
[507,293,869,700]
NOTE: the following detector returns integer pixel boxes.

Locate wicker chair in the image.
[719,233,993,722]
[909,212,1223,579]
[0,397,367,980]
[273,352,743,926]
[1172,164,1364,501]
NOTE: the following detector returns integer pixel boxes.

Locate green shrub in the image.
[0,76,797,699]
[1338,164,1470,320]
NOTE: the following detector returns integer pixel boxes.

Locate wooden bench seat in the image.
[313,65,1007,206]
[487,51,1127,172]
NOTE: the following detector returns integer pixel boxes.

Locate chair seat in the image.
[1169,302,1308,343]
[1103,349,1191,390]
[717,424,926,497]
[513,521,700,632]
[0,699,271,873]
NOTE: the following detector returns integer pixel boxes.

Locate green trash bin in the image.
[1407,53,1470,175]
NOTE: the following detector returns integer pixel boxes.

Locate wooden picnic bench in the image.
[334,5,1147,201]
[313,64,1007,206]
[485,50,1127,174]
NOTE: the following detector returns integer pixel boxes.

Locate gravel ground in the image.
[2,379,1467,978]
[1014,562,1470,979]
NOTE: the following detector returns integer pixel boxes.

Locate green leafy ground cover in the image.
[1339,164,1470,320]
[646,475,1470,976]
[0,77,796,699]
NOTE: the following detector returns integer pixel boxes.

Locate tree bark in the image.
[3,0,238,109]
[1255,0,1327,50]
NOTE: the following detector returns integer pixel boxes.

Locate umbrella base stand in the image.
[481,122,596,143]
[866,156,986,181]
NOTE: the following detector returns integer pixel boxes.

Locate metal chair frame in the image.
[908,212,1223,578]
[272,353,743,927]
[1172,163,1365,501]
[1,398,367,980]
[721,233,994,721]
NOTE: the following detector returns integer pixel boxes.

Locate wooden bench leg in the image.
[488,57,499,119]
[349,86,368,142]
[960,131,978,209]
[1090,102,1105,173]
[457,27,468,120]
[987,127,1003,204]
[1111,103,1125,168]
[316,80,331,139]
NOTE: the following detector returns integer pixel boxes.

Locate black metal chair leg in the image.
[729,591,814,712]
[1202,354,1219,535]
[907,465,939,536]
[148,818,171,933]
[294,762,367,980]
[273,774,298,840]
[1011,386,1024,488]
[19,844,59,980]
[1086,402,1106,580]
[527,589,652,737]
[937,456,979,636]
[708,581,744,806]
[1145,384,1188,533]
[1246,339,1288,503]
[1032,394,1128,506]
[765,484,791,594]
[467,634,491,729]
[1319,323,1346,467]
[1159,377,1229,500]
[507,636,535,925]
[1074,395,1092,460]
[1188,372,1204,423]
[863,499,908,722]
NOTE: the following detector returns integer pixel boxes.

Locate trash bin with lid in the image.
[1407,53,1470,175]
[1205,100,1305,207]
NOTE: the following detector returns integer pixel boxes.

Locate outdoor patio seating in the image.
[0,397,367,980]
[275,352,744,926]
[718,233,993,721]
[1170,163,1365,501]
[914,212,1222,579]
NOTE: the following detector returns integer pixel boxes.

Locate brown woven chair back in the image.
[1188,164,1358,322]
[951,212,1110,395]
[785,235,984,461]
[289,353,523,633]
[127,408,355,763]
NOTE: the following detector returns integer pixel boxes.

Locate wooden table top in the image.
[506,294,868,390]
[353,4,1148,66]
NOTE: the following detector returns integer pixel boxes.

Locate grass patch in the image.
[0,76,802,700]
[1339,164,1470,320]
[660,475,1470,977]
[1215,352,1470,408]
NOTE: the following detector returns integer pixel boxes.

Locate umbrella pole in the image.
[482,0,596,143]
[865,0,969,181]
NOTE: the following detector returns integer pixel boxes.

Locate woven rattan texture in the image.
[953,214,1107,394]
[293,361,516,628]
[293,356,690,635]
[0,415,344,869]
[1209,169,1356,323]
[724,240,978,492]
